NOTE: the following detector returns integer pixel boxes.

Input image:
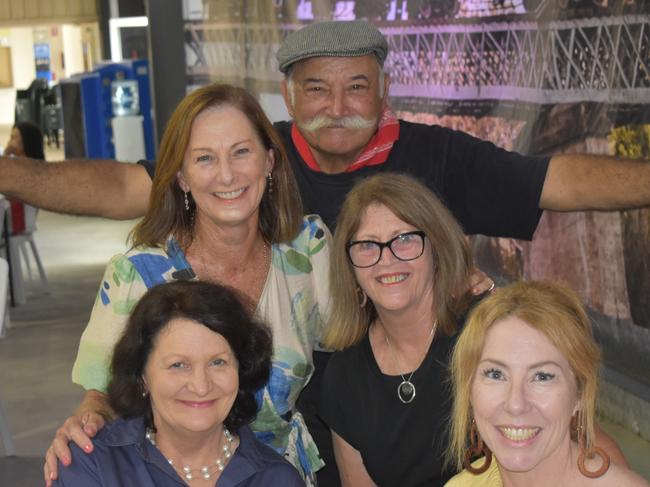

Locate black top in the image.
[140,119,549,239]
[320,330,459,487]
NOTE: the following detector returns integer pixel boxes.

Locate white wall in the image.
[0,27,36,125]
[62,24,84,77]
[10,27,36,88]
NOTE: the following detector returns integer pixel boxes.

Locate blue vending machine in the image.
[75,60,154,161]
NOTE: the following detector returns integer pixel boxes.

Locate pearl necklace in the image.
[145,427,234,480]
[383,320,438,404]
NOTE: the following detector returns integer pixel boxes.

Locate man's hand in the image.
[469,266,495,295]
[44,411,105,486]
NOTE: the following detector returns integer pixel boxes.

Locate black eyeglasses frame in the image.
[346,230,427,268]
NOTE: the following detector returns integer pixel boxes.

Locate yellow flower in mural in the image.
[608,125,650,159]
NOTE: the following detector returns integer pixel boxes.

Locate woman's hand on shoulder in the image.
[44,390,112,486]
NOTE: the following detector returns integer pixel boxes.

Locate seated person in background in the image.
[3,122,45,234]
[320,173,476,486]
[53,280,304,487]
[45,84,330,486]
[445,280,649,487]
[3,121,45,160]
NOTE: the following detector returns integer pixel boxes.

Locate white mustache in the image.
[298,115,377,132]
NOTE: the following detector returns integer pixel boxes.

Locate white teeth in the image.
[378,274,407,284]
[499,427,540,441]
[214,188,245,200]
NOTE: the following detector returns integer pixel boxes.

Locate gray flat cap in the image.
[277,21,388,73]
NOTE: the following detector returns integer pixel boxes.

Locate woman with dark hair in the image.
[45,84,330,485]
[54,280,304,486]
[3,121,45,160]
[2,121,45,236]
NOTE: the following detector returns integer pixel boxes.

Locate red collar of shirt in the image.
[290,109,400,173]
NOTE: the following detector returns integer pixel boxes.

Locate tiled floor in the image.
[0,211,135,485]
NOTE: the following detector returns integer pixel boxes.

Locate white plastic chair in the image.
[8,204,49,305]
[0,258,10,338]
[0,257,15,456]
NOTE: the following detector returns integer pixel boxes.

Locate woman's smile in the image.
[375,272,409,285]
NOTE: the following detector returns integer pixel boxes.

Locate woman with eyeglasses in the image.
[320,173,476,486]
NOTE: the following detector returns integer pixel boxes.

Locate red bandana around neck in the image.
[291,108,400,173]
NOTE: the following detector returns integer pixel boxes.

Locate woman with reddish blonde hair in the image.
[446,280,648,487]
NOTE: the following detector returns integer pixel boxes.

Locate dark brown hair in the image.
[107,280,272,431]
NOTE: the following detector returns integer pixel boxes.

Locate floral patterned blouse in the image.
[72,215,331,481]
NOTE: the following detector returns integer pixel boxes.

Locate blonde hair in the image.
[447,280,602,472]
[131,83,302,248]
[324,173,473,350]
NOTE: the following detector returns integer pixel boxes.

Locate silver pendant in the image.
[397,380,416,404]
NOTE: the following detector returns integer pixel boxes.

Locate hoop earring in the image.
[184,191,190,211]
[266,173,273,194]
[463,420,492,475]
[572,413,610,478]
[357,287,367,308]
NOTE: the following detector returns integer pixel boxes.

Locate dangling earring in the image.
[184,191,190,211]
[357,287,368,308]
[572,413,610,478]
[266,173,273,194]
[463,420,492,475]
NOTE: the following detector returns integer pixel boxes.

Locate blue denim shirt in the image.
[53,417,305,487]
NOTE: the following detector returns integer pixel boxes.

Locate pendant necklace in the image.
[146,426,234,480]
[383,320,438,404]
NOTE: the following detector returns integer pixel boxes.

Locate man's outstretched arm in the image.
[540,154,650,212]
[0,157,152,220]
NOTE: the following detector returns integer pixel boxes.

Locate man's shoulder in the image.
[396,118,470,142]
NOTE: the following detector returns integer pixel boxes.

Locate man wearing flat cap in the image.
[4,21,646,230]
[2,20,649,227]
[4,18,644,487]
